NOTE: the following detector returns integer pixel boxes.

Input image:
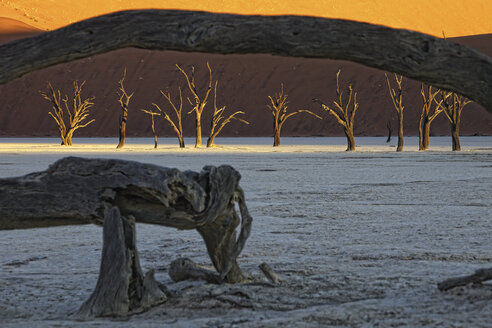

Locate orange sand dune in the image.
[1,0,491,37]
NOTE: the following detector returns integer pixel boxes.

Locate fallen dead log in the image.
[438,267,492,291]
[0,157,253,316]
[0,10,491,112]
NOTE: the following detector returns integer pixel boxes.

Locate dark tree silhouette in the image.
[437,91,471,151]
[386,121,393,143]
[152,88,185,148]
[116,69,134,149]
[419,84,445,151]
[268,84,321,147]
[314,70,359,151]
[385,73,404,151]
[41,81,95,146]
[207,81,249,147]
[140,109,160,149]
[176,62,213,148]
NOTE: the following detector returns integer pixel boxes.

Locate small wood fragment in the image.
[259,262,283,285]
[169,257,223,284]
[438,267,492,291]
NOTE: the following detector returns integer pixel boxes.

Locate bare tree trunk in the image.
[451,122,461,151]
[179,138,185,148]
[273,127,281,147]
[207,136,216,148]
[195,113,202,148]
[422,120,431,150]
[344,128,355,151]
[386,121,392,143]
[117,111,127,149]
[65,130,74,146]
[418,116,424,150]
[150,116,158,149]
[397,111,404,152]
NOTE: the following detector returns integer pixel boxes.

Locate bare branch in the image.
[41,81,95,145]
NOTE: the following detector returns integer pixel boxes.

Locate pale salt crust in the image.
[0,137,491,327]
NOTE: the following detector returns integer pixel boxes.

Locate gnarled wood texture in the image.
[0,157,252,284]
[77,207,167,318]
[0,10,491,112]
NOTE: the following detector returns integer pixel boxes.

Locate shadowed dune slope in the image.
[0,18,491,138]
[0,17,41,44]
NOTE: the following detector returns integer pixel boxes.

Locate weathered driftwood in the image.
[438,268,492,291]
[0,10,491,112]
[259,262,283,285]
[169,257,223,284]
[77,207,167,318]
[0,157,253,316]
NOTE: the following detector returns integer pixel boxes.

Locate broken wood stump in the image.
[0,157,253,317]
[77,207,167,318]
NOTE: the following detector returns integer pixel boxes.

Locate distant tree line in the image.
[40,63,472,151]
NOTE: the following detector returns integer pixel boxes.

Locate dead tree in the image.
[386,121,392,143]
[152,88,185,148]
[116,69,134,149]
[314,70,359,151]
[419,84,445,151]
[140,109,160,148]
[0,157,253,317]
[176,62,213,148]
[385,73,404,151]
[207,81,249,147]
[268,84,321,147]
[437,91,471,151]
[41,81,95,145]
